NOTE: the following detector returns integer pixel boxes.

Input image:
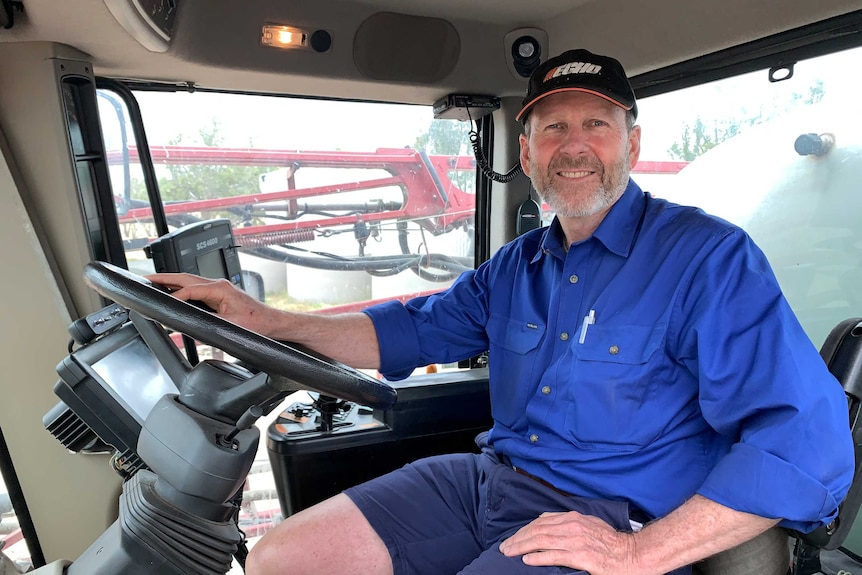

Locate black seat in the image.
[790,317,862,574]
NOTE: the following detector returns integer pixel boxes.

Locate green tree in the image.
[414,119,475,193]
[414,119,472,155]
[127,120,273,229]
[157,120,270,206]
[667,117,726,161]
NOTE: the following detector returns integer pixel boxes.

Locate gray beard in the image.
[532,152,631,218]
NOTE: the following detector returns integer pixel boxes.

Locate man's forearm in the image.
[264,310,381,369]
[632,494,779,573]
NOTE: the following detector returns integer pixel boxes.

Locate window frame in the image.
[630,9,862,99]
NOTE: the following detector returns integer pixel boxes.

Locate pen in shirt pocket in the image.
[579,309,596,344]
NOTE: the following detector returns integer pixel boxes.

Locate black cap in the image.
[516,49,637,123]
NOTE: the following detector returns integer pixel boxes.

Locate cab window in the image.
[99,91,475,329]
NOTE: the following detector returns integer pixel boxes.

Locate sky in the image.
[131,94,436,152]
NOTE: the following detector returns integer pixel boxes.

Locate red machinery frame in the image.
[109,145,686,248]
[111,146,479,245]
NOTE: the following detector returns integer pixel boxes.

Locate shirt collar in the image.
[531,178,645,263]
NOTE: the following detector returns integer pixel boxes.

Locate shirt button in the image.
[560,332,569,341]
[569,274,579,284]
[529,434,539,443]
[609,345,620,355]
[541,386,551,395]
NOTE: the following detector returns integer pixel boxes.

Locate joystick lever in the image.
[221,405,263,446]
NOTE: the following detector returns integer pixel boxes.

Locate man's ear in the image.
[519,133,531,177]
[628,124,642,169]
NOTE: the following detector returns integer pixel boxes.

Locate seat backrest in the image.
[793,317,862,551]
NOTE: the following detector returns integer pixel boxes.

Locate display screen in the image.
[91,335,177,423]
[196,249,228,280]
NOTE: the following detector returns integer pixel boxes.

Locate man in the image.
[150,49,854,575]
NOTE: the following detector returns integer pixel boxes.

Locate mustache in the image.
[549,156,603,173]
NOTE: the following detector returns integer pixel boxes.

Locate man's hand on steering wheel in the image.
[147,273,280,337]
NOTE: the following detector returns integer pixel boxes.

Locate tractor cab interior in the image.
[1,1,862,574]
[30,267,862,575]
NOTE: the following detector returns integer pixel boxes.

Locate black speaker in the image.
[504,28,548,80]
[511,35,541,78]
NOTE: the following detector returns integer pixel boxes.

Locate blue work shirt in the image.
[364,179,854,532]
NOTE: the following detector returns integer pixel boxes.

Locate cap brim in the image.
[516,87,634,122]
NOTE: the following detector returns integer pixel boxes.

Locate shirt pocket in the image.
[565,323,666,452]
[486,313,545,427]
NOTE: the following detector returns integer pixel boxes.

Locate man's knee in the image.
[245,518,307,575]
[245,493,393,575]
[245,536,281,575]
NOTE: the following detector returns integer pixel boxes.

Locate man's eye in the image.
[589,120,607,127]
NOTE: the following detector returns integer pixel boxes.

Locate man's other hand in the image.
[498,510,643,575]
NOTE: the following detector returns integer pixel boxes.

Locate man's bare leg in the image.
[245,493,394,575]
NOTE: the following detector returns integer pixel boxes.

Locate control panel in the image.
[144,219,244,289]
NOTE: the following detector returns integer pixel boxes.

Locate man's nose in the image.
[558,127,588,154]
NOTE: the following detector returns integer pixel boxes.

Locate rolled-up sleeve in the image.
[363,266,493,381]
[677,230,854,532]
[364,300,425,380]
[699,442,845,532]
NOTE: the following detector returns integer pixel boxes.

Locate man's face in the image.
[519,91,641,219]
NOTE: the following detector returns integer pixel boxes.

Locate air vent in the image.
[43,402,110,453]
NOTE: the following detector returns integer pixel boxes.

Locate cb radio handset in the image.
[517,187,542,235]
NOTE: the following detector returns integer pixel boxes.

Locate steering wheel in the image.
[83,261,397,410]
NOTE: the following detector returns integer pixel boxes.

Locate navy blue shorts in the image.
[344,434,692,575]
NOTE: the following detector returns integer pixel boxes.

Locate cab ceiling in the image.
[346,0,589,24]
[1,0,860,105]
